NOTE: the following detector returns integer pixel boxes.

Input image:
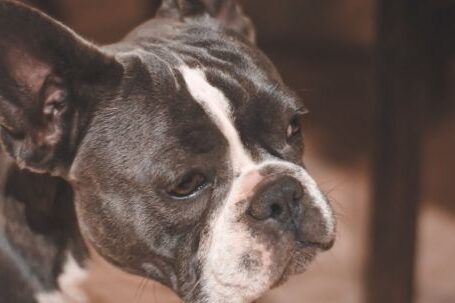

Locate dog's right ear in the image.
[157,0,256,43]
[0,1,122,175]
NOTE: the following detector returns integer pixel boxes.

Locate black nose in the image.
[248,175,303,227]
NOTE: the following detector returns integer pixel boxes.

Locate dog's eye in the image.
[287,115,303,140]
[167,172,207,199]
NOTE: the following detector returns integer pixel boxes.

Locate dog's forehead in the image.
[113,19,294,100]
[110,21,301,134]
[82,19,305,179]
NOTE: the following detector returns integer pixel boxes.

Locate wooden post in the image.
[366,0,431,303]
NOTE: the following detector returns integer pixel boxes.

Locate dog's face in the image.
[0,1,335,302]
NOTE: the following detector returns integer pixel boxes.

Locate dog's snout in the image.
[247,175,303,226]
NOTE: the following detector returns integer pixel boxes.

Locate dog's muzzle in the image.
[247,170,335,251]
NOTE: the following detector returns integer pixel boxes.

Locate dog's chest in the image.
[35,255,88,303]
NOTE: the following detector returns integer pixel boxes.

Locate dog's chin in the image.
[271,244,318,289]
[272,243,318,288]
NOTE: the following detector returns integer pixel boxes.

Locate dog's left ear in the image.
[157,0,256,43]
[0,1,122,175]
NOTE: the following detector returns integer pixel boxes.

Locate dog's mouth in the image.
[188,225,336,303]
[272,238,335,288]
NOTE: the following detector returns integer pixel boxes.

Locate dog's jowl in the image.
[0,1,336,303]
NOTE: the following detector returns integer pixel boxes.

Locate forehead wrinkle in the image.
[179,66,253,174]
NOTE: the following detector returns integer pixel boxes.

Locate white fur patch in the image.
[180,65,335,302]
[36,292,66,303]
[180,66,254,174]
[35,254,88,303]
[203,170,274,303]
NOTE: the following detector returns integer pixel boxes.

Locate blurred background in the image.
[19,0,455,302]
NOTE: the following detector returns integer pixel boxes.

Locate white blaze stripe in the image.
[179,66,254,173]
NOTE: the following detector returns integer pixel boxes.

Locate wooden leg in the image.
[366,1,431,303]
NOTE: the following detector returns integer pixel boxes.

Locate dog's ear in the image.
[157,0,256,43]
[0,1,122,175]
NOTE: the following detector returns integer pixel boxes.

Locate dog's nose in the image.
[247,175,303,227]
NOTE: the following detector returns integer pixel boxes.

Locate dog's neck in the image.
[0,151,87,293]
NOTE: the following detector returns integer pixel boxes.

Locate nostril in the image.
[292,193,301,207]
[247,175,304,224]
[270,203,283,219]
[293,189,303,201]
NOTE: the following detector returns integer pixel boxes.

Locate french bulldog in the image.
[0,0,336,302]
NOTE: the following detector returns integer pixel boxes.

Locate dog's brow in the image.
[179,66,254,174]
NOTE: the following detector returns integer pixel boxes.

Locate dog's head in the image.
[0,1,335,302]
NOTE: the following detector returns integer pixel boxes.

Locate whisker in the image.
[153,281,159,303]
[188,276,203,298]
[138,279,149,303]
[134,278,147,303]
